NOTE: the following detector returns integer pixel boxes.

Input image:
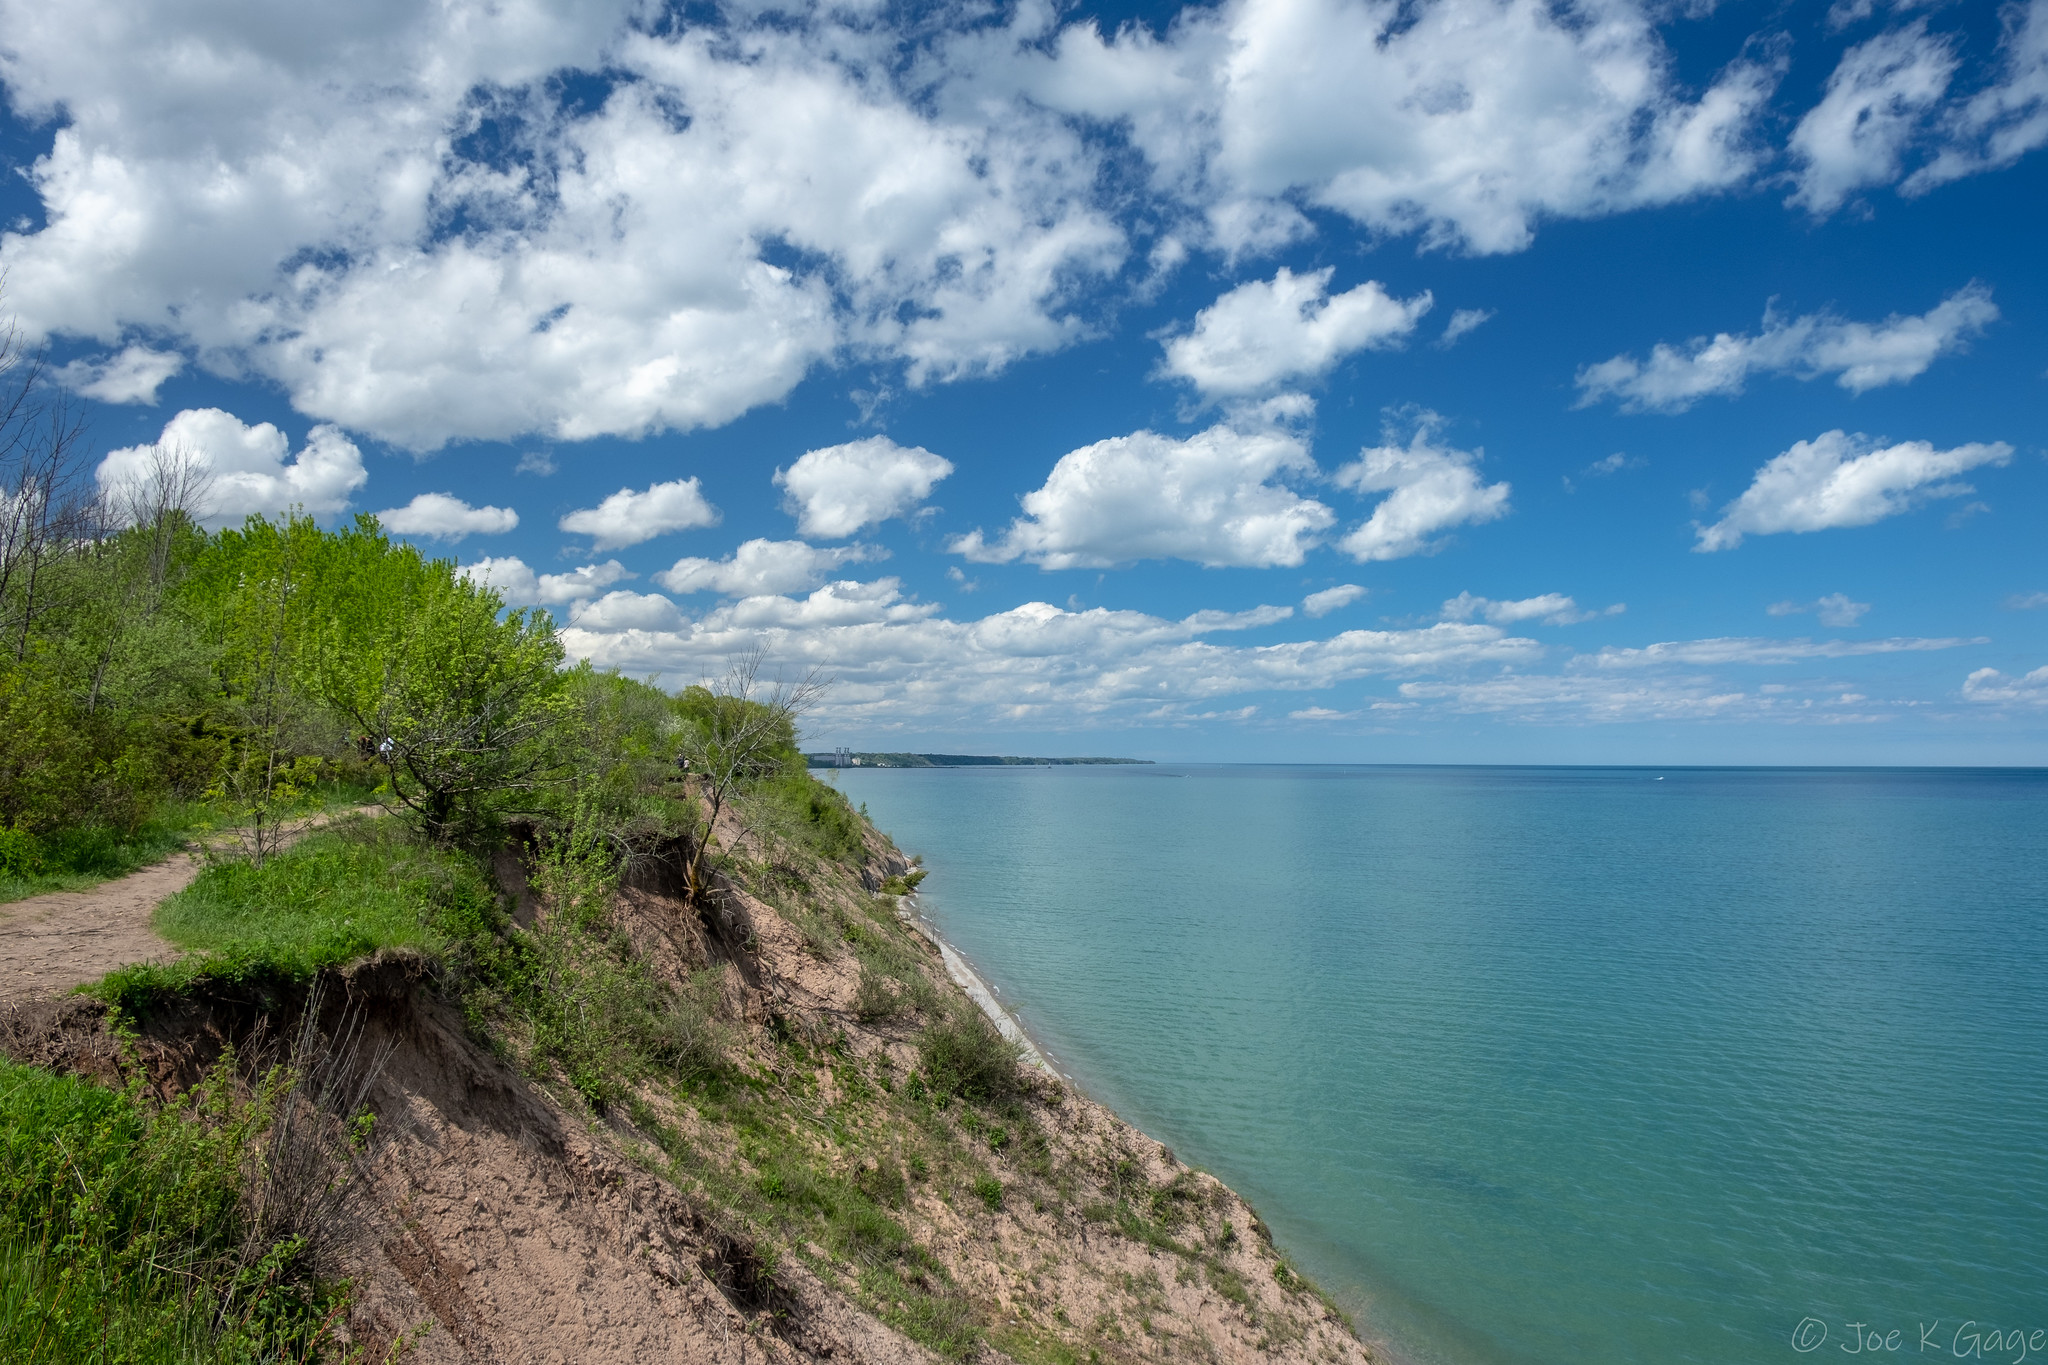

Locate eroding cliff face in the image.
[2,811,1376,1365]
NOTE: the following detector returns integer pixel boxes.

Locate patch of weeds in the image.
[852,965,907,1022]
[440,823,730,1106]
[1147,1170,1206,1229]
[1112,1203,1192,1257]
[0,1055,352,1362]
[1206,1260,1253,1310]
[858,1264,982,1360]
[972,1174,1004,1212]
[986,1324,1082,1365]
[854,1159,908,1208]
[916,1008,1027,1106]
[836,1200,912,1265]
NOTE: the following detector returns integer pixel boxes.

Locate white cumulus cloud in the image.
[1015,0,1778,256]
[1333,415,1510,562]
[55,345,182,404]
[1575,285,1997,411]
[97,408,366,527]
[656,539,882,597]
[1962,664,2048,705]
[567,590,684,633]
[539,561,636,603]
[1159,268,1430,397]
[951,421,1333,569]
[774,438,953,539]
[377,493,518,541]
[0,1,1127,451]
[1789,21,1958,214]
[0,0,1801,452]
[553,576,1539,730]
[1696,430,2013,551]
[1302,584,1366,618]
[1441,592,1617,625]
[559,478,719,551]
[460,557,541,603]
[463,557,636,606]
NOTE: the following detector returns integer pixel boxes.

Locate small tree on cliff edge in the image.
[673,646,827,905]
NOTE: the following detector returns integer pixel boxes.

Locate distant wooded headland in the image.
[805,752,1151,768]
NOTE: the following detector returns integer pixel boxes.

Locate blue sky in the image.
[3,0,2044,762]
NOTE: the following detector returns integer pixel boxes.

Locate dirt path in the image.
[0,808,383,1001]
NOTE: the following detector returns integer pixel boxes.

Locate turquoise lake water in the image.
[832,765,2048,1365]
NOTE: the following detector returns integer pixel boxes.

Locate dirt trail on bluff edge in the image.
[0,807,382,1001]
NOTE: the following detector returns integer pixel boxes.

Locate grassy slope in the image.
[61,775,1355,1364]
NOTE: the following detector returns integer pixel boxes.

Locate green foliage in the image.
[438,833,730,1105]
[151,819,472,979]
[0,510,218,838]
[972,1173,1004,1212]
[878,868,926,896]
[0,803,217,907]
[551,669,682,839]
[916,1008,1029,1107]
[2,508,582,858]
[0,1058,347,1363]
[0,824,41,878]
[749,769,865,865]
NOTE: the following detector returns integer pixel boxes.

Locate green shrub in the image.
[879,868,926,896]
[972,1174,1004,1212]
[0,1057,346,1363]
[917,1009,1027,1106]
[433,826,729,1105]
[0,825,41,879]
[752,770,866,864]
[852,965,906,1022]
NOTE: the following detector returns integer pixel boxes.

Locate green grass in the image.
[157,818,448,963]
[96,817,489,1009]
[0,1059,344,1364]
[0,802,213,906]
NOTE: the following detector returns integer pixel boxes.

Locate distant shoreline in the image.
[805,751,1151,768]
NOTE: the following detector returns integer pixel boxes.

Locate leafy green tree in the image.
[301,529,574,844]
[672,647,827,902]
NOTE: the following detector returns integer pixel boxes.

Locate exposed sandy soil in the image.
[0,855,197,999]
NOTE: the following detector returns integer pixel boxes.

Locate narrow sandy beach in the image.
[897,893,1056,1073]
